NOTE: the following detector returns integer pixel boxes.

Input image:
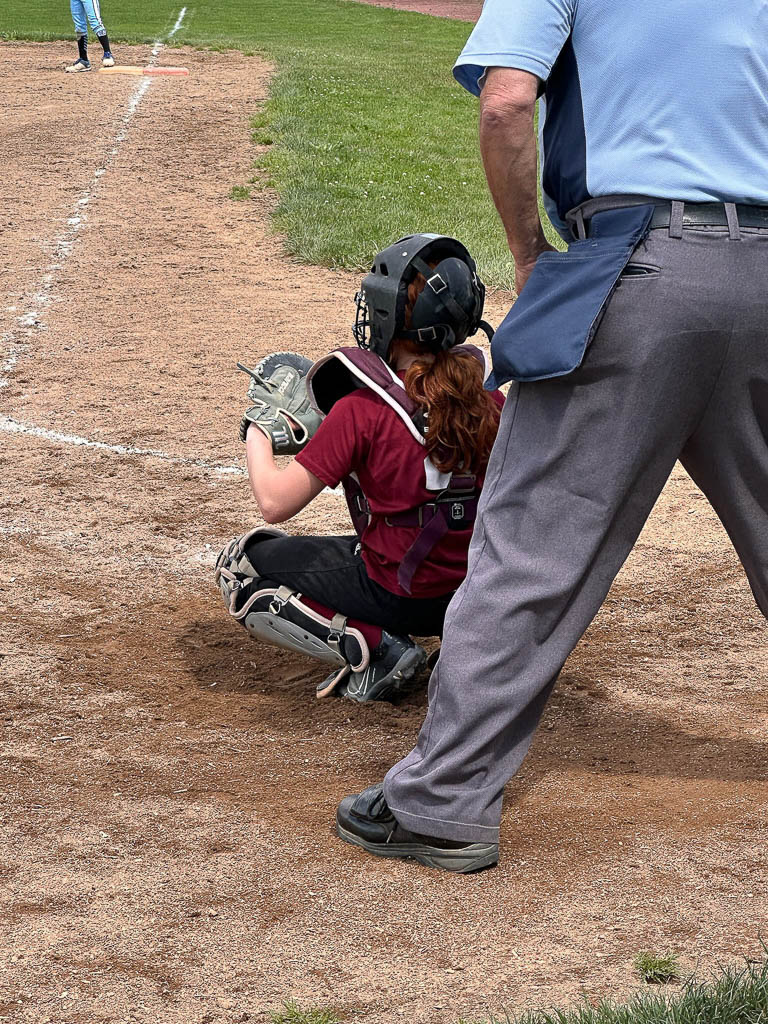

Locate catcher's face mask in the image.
[353,287,372,350]
[352,233,492,359]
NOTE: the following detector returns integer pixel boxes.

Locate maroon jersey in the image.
[296,378,504,598]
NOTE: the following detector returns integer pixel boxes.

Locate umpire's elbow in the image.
[479,97,532,138]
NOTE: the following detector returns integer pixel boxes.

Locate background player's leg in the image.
[82,0,114,65]
[240,533,451,700]
[66,0,91,71]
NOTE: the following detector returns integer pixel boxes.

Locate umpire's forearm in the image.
[479,68,552,289]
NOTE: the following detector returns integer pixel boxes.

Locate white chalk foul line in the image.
[1,10,344,501]
[0,415,349,506]
[0,415,245,477]
[0,7,188,391]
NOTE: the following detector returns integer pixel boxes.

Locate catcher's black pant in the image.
[244,534,452,638]
[384,223,768,844]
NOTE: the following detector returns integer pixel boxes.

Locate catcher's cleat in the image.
[102,52,115,67]
[318,632,427,703]
[336,784,499,874]
[65,58,91,72]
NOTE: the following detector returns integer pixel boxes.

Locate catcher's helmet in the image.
[353,233,493,357]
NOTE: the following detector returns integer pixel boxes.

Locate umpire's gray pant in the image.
[384,224,768,843]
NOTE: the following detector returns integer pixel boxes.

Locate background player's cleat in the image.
[65,58,91,72]
[102,52,115,67]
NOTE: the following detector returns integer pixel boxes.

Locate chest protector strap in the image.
[306,346,486,594]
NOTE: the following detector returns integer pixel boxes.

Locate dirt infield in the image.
[352,0,482,20]
[1,39,767,1024]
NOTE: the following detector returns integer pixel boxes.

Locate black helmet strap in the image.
[400,322,457,349]
[403,255,476,350]
[411,256,473,326]
[477,319,495,342]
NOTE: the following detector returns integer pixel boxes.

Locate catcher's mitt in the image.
[238,351,322,455]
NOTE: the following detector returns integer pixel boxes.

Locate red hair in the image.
[389,270,500,474]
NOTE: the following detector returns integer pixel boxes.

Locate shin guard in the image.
[215,530,370,686]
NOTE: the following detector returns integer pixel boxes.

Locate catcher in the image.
[215,234,504,703]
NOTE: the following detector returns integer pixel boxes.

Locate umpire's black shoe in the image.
[336,784,498,874]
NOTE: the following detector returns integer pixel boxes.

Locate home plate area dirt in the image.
[0,41,766,1024]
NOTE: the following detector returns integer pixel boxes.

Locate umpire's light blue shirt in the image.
[454,0,768,232]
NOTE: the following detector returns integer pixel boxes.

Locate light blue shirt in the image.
[454,0,768,233]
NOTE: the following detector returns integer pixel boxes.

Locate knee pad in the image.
[214,529,369,673]
[214,527,286,612]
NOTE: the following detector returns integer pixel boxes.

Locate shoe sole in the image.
[65,66,91,72]
[336,821,498,874]
[342,646,427,703]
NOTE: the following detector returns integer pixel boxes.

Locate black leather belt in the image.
[566,195,768,239]
[649,202,768,230]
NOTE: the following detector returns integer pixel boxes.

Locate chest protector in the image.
[306,345,487,595]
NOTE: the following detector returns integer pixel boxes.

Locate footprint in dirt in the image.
[177,615,433,721]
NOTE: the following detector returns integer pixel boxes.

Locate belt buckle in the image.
[443,499,469,531]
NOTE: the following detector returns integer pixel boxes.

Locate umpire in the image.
[335,0,768,873]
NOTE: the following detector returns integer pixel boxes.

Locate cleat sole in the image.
[336,821,498,874]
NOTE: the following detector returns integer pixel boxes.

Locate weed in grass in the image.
[634,951,681,984]
[229,185,251,201]
[252,128,275,146]
[463,951,768,1023]
[269,1001,341,1024]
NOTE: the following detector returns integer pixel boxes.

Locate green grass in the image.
[0,0,176,45]
[458,953,768,1024]
[1,0,563,288]
[269,1001,341,1024]
[634,951,681,985]
[229,184,252,201]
